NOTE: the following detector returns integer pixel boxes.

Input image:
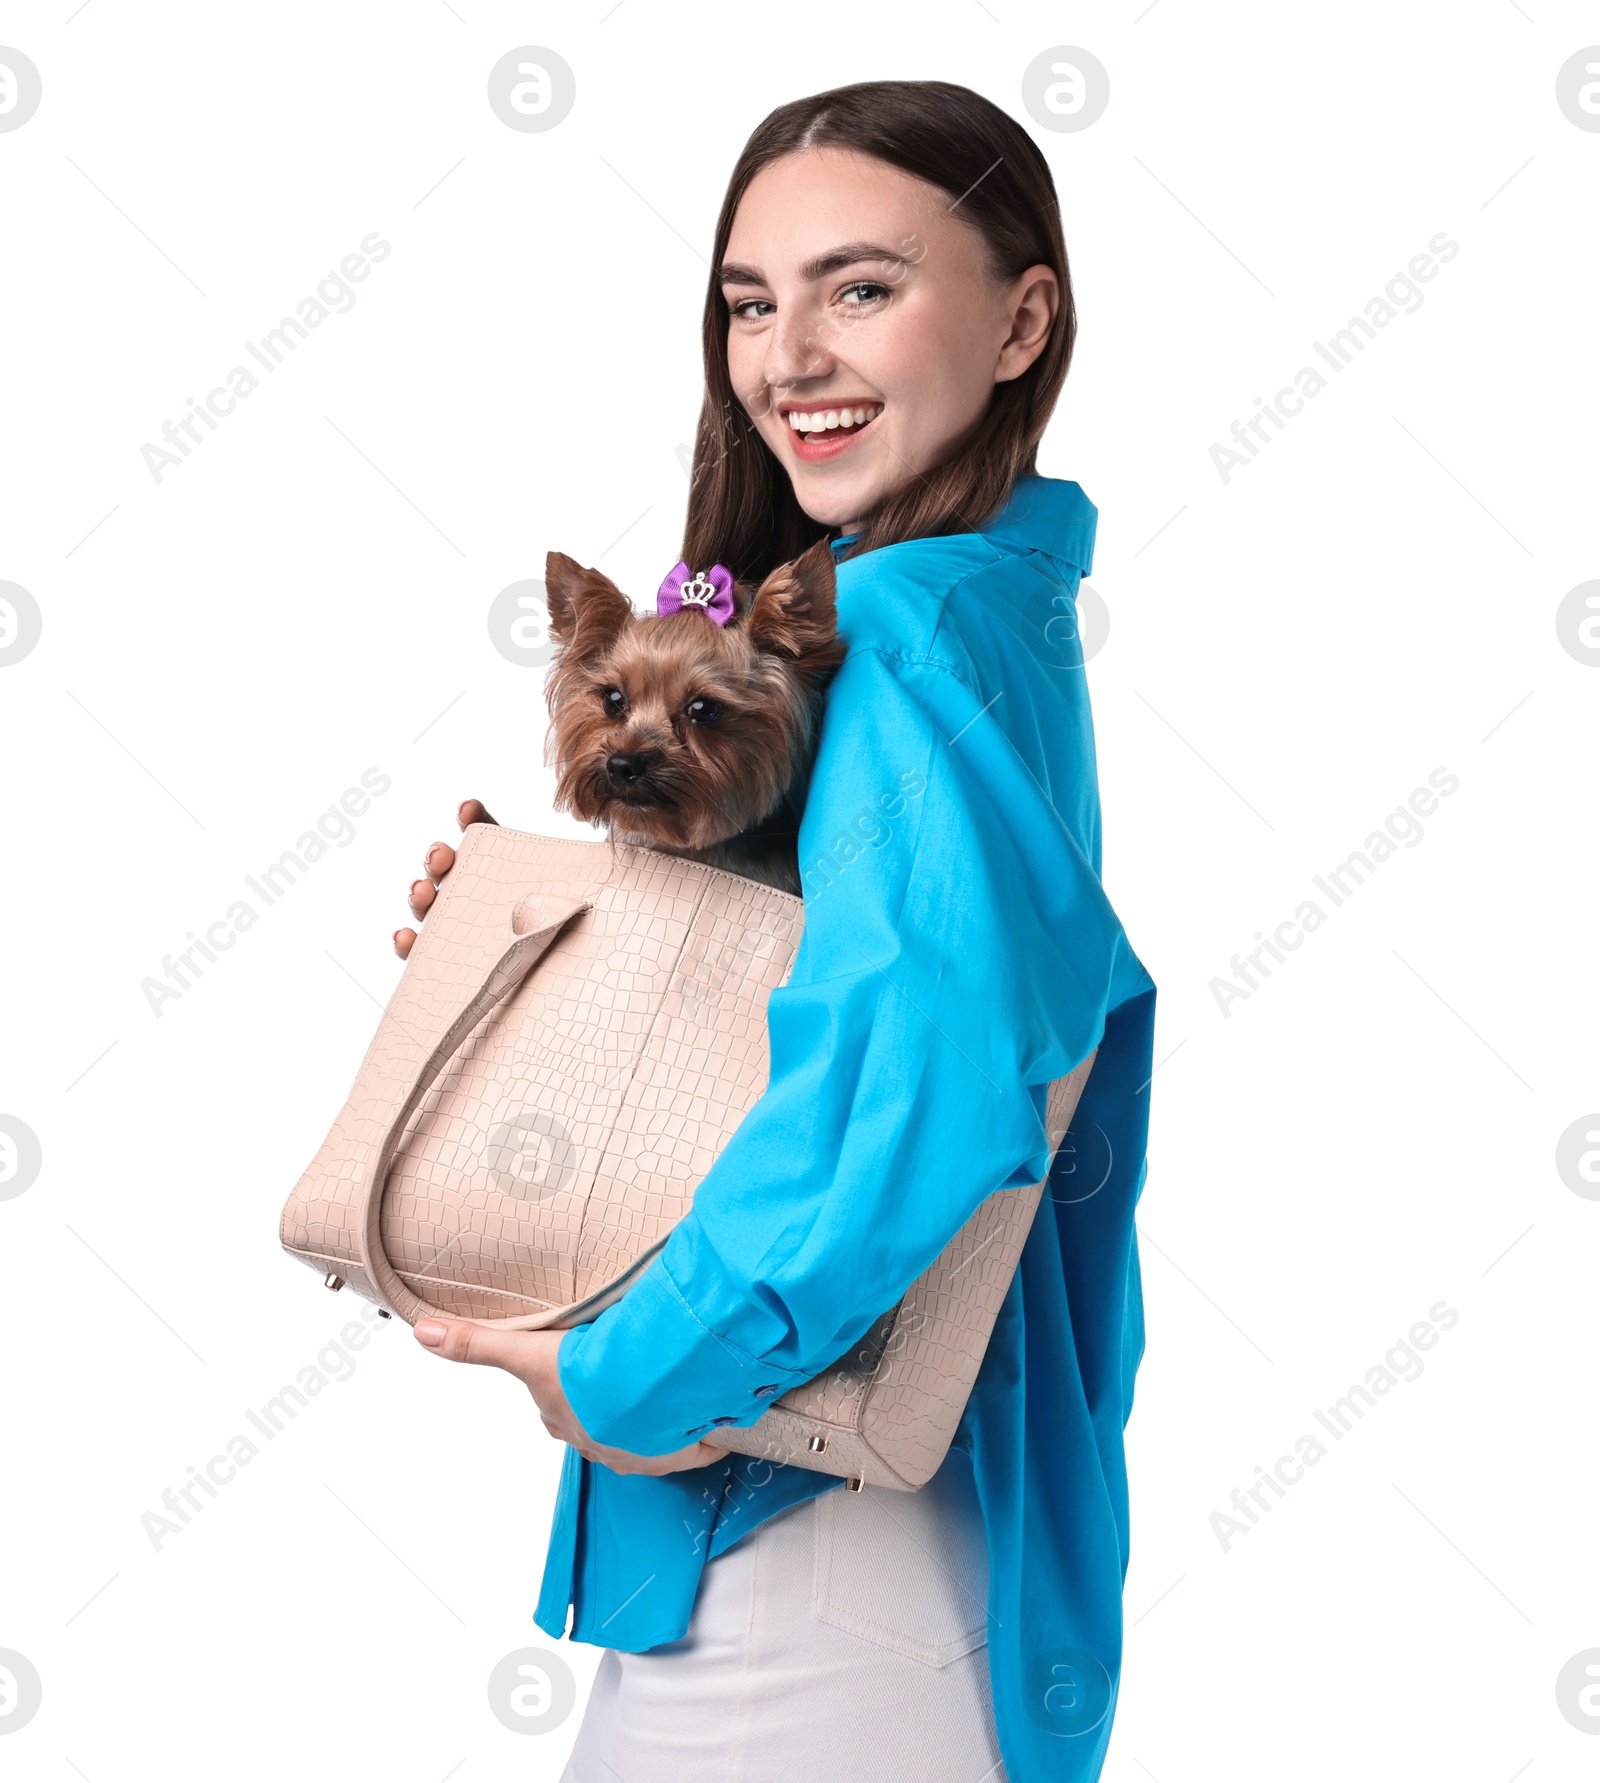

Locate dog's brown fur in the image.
[542,539,846,895]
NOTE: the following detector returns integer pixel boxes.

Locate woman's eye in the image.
[602,686,627,717]
[730,298,775,320]
[685,697,722,725]
[839,281,890,306]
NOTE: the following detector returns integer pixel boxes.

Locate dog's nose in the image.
[606,751,648,785]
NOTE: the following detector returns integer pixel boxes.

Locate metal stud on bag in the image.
[808,1433,828,1453]
[324,1273,344,1291]
[845,1477,863,1492]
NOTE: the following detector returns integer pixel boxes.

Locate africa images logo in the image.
[139,234,392,483]
[1209,233,1460,483]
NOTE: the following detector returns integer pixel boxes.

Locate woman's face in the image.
[720,146,1059,535]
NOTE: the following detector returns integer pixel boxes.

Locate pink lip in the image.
[785,410,881,464]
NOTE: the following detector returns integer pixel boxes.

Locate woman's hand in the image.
[413,1317,727,1476]
[394,798,497,959]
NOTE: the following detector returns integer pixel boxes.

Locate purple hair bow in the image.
[656,561,736,626]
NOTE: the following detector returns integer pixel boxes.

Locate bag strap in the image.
[355,894,592,1325]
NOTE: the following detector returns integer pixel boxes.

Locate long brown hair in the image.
[680,79,1075,585]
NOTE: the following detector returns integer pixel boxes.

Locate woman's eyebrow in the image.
[717,242,909,286]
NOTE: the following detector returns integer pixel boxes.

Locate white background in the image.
[1,3,1596,1778]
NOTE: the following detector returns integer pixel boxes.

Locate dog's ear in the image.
[744,538,839,667]
[544,552,634,656]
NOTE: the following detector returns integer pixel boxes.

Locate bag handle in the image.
[355,894,593,1326]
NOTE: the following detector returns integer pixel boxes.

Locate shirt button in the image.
[753,1384,780,1397]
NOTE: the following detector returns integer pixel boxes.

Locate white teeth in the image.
[786,402,882,434]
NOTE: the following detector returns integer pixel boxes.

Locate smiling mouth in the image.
[782,400,883,462]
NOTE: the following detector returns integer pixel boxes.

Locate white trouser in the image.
[559,1450,1008,1782]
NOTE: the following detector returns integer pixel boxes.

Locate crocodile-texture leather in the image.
[281,827,1095,1490]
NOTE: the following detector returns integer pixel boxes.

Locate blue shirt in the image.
[534,473,1156,1783]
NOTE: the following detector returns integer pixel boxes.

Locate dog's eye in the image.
[601,686,627,718]
[685,697,722,725]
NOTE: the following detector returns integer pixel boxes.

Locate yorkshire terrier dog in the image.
[541,539,846,896]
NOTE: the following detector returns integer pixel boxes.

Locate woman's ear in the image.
[544,552,634,656]
[744,539,841,670]
[994,262,1060,385]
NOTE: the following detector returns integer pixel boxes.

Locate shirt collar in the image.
[827,473,1096,573]
[978,473,1097,574]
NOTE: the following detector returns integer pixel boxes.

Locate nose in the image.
[606,751,648,786]
[765,313,836,407]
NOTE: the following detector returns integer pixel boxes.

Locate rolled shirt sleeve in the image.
[557,638,1146,1456]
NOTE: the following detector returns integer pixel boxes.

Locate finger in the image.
[394,927,417,960]
[413,1316,540,1384]
[625,1446,720,1475]
[671,1441,726,1472]
[595,1438,725,1476]
[407,877,437,922]
[458,798,498,830]
[423,841,455,884]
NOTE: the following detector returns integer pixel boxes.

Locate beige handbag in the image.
[281,825,1094,1489]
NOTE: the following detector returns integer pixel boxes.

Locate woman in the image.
[395,80,1156,1783]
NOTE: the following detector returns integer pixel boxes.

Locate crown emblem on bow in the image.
[655,560,736,626]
